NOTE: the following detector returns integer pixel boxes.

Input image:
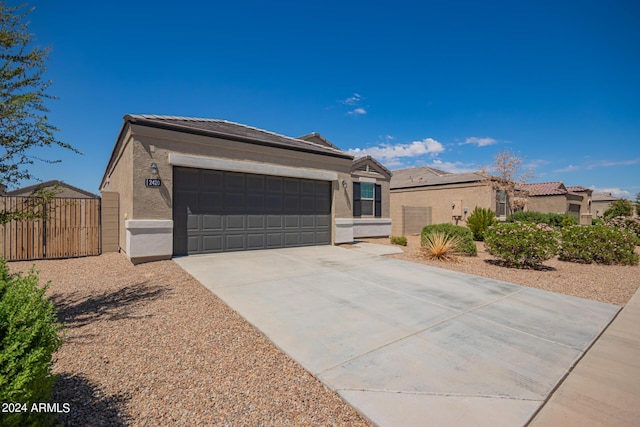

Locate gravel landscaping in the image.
[362,236,640,306]
[8,254,371,426]
[8,238,639,425]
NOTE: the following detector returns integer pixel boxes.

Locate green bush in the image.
[0,260,63,427]
[606,216,640,242]
[560,225,639,265]
[592,217,605,226]
[421,223,477,256]
[484,222,561,268]
[466,207,496,241]
[507,211,576,227]
[390,235,407,246]
[603,199,634,220]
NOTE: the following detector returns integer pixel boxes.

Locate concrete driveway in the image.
[174,245,619,426]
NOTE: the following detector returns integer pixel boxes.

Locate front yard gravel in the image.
[363,236,640,306]
[8,253,371,426]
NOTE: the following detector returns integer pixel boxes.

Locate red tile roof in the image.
[520,182,567,196]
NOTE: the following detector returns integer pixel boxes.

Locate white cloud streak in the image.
[348,138,444,162]
[462,136,497,147]
[342,93,362,106]
[592,187,632,198]
[347,107,367,116]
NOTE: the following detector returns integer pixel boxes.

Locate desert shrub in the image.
[0,260,63,427]
[606,216,640,242]
[466,207,496,241]
[421,231,462,261]
[390,235,407,246]
[421,223,477,256]
[603,199,634,220]
[560,225,639,265]
[506,211,575,227]
[484,222,561,268]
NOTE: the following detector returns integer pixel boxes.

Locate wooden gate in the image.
[0,197,101,261]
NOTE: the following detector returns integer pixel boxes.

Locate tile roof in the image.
[592,192,619,202]
[390,166,484,189]
[566,185,591,193]
[519,182,568,196]
[125,115,352,159]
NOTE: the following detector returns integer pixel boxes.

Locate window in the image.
[360,183,374,216]
[353,182,381,217]
[496,190,507,217]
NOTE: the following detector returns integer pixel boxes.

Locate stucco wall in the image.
[130,124,353,219]
[526,195,569,215]
[100,128,134,253]
[390,182,493,236]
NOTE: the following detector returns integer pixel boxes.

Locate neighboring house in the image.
[519,182,592,225]
[591,192,619,218]
[4,180,98,198]
[100,115,391,263]
[390,167,503,236]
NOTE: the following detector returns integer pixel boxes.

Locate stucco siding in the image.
[101,129,134,253]
[526,196,567,215]
[128,125,354,243]
[390,183,493,236]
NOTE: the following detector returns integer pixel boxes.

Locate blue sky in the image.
[13,0,640,198]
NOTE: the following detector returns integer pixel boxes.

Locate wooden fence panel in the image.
[0,197,101,261]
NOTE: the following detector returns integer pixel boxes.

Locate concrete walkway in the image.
[529,286,640,426]
[174,246,620,426]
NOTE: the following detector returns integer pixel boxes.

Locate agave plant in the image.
[421,231,462,261]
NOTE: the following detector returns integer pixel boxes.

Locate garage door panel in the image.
[316,230,331,244]
[200,191,222,210]
[316,215,331,227]
[246,194,265,212]
[187,235,200,252]
[284,179,299,194]
[226,234,245,251]
[225,173,245,190]
[246,175,265,192]
[226,215,245,230]
[187,214,199,231]
[201,170,223,190]
[284,232,300,246]
[266,195,283,212]
[202,235,223,252]
[300,231,316,245]
[247,234,265,249]
[247,215,265,230]
[300,215,316,228]
[267,215,283,229]
[284,215,299,228]
[202,215,223,231]
[225,193,245,213]
[174,167,332,255]
[284,196,299,212]
[267,233,283,248]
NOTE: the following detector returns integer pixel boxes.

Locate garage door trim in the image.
[169,153,338,182]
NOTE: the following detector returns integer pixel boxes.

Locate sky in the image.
[9,0,640,198]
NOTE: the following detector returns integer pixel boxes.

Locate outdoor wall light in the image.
[342,180,348,188]
[451,203,455,209]
[464,207,468,214]
[150,162,158,175]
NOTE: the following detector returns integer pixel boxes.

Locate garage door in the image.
[173,167,332,255]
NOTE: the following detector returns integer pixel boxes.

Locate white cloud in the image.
[462,136,497,147]
[554,164,579,173]
[342,93,362,106]
[347,107,367,116]
[348,138,444,162]
[428,160,478,174]
[592,187,632,199]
